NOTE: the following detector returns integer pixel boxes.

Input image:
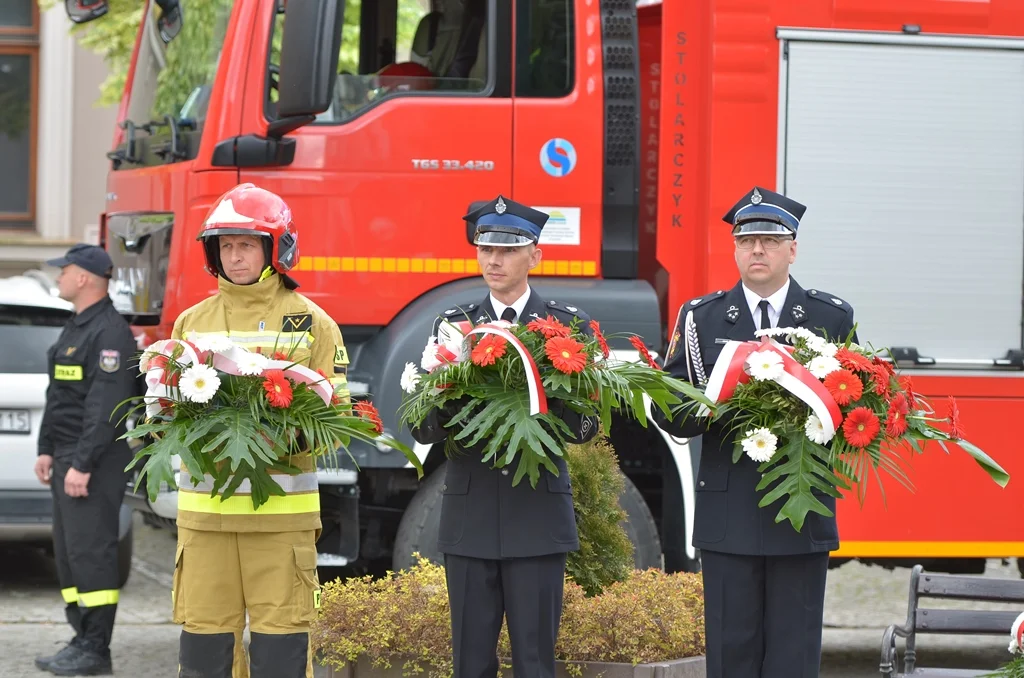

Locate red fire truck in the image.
[79,0,1023,575]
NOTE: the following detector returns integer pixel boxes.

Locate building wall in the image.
[0,4,118,278]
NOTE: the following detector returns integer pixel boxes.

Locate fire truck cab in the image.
[87,0,1024,575]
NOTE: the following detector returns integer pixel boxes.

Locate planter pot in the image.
[319,655,707,678]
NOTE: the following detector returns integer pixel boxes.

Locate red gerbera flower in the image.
[948,397,966,440]
[874,356,896,376]
[870,364,892,398]
[823,369,863,406]
[885,393,910,437]
[272,351,291,361]
[527,315,571,339]
[589,320,611,359]
[836,347,873,373]
[629,335,660,370]
[263,370,294,408]
[471,334,508,367]
[546,336,588,374]
[354,401,384,434]
[898,375,917,409]
[842,406,881,448]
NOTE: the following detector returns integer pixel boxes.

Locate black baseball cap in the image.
[46,244,114,279]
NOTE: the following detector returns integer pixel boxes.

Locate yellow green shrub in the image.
[312,558,705,678]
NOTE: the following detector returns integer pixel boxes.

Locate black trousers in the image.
[444,552,567,678]
[52,452,128,655]
[701,549,829,678]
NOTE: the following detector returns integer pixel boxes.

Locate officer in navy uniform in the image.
[652,187,857,678]
[411,195,599,678]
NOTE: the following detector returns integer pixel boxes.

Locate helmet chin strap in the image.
[258,266,274,283]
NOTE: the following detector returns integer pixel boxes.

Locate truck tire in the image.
[392,464,665,573]
[618,475,662,570]
[393,465,447,571]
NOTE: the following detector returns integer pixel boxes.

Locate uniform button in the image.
[442,484,447,491]
[501,469,509,476]
[699,480,705,487]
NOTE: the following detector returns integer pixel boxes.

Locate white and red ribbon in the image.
[462,323,549,416]
[141,339,335,410]
[702,336,842,438]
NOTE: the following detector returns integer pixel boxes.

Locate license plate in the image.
[0,409,30,434]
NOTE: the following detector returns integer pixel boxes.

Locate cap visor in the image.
[473,232,535,246]
[45,256,72,268]
[732,221,794,237]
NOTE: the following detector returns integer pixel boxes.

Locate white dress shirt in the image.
[742,278,790,330]
[490,287,532,324]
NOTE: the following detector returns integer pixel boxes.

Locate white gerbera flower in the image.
[179,364,221,404]
[400,362,422,394]
[235,350,269,376]
[746,350,784,381]
[808,355,842,379]
[816,342,839,358]
[188,331,233,354]
[804,414,831,445]
[741,428,778,463]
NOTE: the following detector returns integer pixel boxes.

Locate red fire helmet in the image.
[197,183,300,287]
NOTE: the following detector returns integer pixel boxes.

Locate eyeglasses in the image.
[735,235,792,251]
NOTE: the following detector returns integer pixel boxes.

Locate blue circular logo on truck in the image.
[540,138,577,177]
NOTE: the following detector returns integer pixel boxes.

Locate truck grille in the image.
[105,213,174,323]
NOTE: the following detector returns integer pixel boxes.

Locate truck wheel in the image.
[393,465,446,572]
[393,464,666,573]
[618,475,662,570]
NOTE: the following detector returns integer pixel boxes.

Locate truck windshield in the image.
[124,0,233,135]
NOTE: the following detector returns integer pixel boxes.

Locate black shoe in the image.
[46,645,112,676]
[34,640,81,672]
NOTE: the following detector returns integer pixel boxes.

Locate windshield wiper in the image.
[142,115,196,162]
[106,119,146,169]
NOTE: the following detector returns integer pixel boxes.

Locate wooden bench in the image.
[880,564,1024,677]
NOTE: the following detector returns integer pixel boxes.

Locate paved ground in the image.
[0,514,1017,677]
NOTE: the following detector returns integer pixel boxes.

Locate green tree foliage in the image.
[42,0,431,115]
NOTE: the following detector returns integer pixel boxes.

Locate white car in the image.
[0,273,133,587]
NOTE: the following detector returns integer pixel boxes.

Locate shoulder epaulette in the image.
[805,289,851,311]
[686,289,726,310]
[441,302,477,318]
[545,300,589,318]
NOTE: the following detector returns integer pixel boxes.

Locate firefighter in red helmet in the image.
[168,183,349,678]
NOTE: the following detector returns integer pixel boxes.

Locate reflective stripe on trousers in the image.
[178,472,320,515]
[61,587,120,607]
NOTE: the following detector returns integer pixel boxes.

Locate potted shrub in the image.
[311,435,707,677]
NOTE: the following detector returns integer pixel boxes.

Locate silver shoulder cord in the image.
[684,309,707,387]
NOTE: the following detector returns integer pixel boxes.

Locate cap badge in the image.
[751,188,763,205]
[495,197,507,215]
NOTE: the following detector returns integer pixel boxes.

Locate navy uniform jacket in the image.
[653,278,857,556]
[37,297,140,473]
[411,291,599,560]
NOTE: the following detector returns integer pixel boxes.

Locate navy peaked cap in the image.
[723,186,807,237]
[464,195,549,247]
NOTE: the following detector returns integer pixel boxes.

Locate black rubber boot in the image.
[34,640,81,672]
[46,645,112,676]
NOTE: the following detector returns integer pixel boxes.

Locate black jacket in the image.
[653,278,857,556]
[38,297,140,473]
[411,290,599,559]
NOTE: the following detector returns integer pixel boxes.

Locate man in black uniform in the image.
[652,187,857,678]
[32,244,140,676]
[411,195,599,678]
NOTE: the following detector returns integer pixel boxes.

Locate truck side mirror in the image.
[274,0,345,137]
[65,0,108,23]
[155,0,184,43]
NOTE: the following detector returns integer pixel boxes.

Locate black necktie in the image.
[758,299,771,330]
[500,307,517,323]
